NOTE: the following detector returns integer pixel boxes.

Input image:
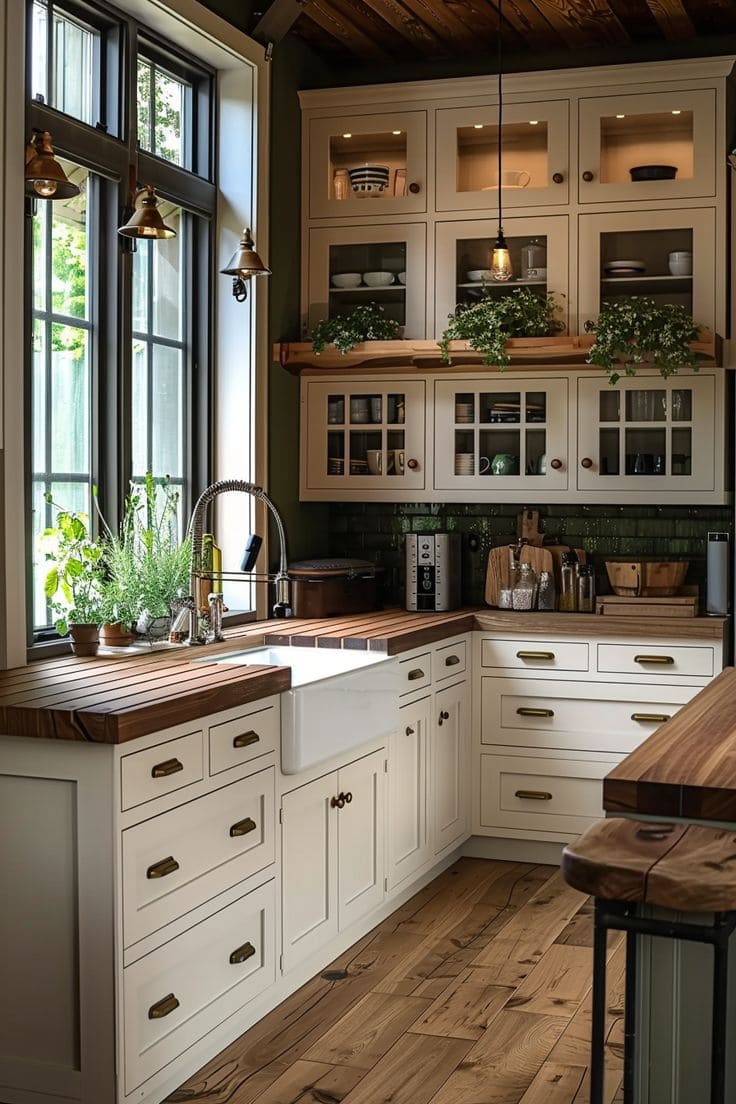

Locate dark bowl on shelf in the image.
[629,164,678,181]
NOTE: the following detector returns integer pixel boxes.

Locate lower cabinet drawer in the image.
[122,767,275,947]
[120,729,204,812]
[481,638,589,674]
[399,652,432,694]
[123,878,275,1093]
[479,753,620,836]
[209,702,279,776]
[434,639,467,680]
[596,642,715,679]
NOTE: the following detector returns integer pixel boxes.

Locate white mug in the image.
[484,169,531,189]
[391,449,405,475]
[479,455,491,474]
[366,449,383,475]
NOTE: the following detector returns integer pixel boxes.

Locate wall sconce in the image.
[220,228,271,302]
[25,130,80,200]
[117,184,176,240]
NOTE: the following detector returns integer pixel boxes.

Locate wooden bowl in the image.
[605,561,688,597]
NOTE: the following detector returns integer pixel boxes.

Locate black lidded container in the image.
[288,558,383,618]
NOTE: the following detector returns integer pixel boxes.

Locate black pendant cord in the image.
[497,0,503,236]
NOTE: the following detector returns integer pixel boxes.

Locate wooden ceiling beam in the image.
[485,0,567,50]
[526,0,628,46]
[644,0,697,39]
[361,0,450,56]
[302,0,395,59]
[442,0,527,51]
[396,0,497,51]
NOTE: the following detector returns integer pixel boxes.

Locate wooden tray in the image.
[595,588,699,618]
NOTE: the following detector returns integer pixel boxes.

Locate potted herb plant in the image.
[310,302,401,354]
[40,500,105,655]
[585,297,700,384]
[439,288,564,368]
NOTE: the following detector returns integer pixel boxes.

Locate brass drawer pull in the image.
[631,712,672,723]
[146,855,180,879]
[233,730,260,749]
[515,789,553,801]
[148,993,179,1020]
[445,654,461,667]
[516,650,555,661]
[229,941,256,965]
[634,655,675,665]
[516,707,555,718]
[407,668,425,681]
[151,757,184,779]
[230,816,257,837]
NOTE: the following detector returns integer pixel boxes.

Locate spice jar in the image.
[537,570,556,612]
[559,550,578,612]
[576,564,595,612]
[512,562,537,610]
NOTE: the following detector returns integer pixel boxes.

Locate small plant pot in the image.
[100,622,136,647]
[69,624,100,657]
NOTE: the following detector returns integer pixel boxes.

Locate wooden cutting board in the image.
[519,544,554,577]
[546,544,587,589]
[485,544,512,606]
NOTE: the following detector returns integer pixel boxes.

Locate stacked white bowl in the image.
[348,164,390,196]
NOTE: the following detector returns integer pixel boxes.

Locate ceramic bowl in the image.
[397,271,407,285]
[363,271,394,287]
[467,269,492,282]
[629,164,677,181]
[331,272,362,288]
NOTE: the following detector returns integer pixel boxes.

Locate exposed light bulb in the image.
[392,129,402,135]
[491,233,513,281]
[33,178,58,197]
[529,120,539,125]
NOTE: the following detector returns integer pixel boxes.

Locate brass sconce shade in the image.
[117,185,177,239]
[221,228,271,302]
[25,131,80,200]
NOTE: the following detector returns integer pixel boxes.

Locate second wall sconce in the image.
[221,228,271,302]
[25,130,80,200]
[118,184,177,240]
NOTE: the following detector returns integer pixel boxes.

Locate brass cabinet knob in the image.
[580,457,593,469]
[331,794,345,809]
[582,170,594,182]
[405,725,415,735]
[438,709,450,725]
[550,458,563,470]
[552,172,564,184]
[408,181,421,194]
[407,458,419,470]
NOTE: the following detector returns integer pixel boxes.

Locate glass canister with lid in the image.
[512,562,538,610]
[521,237,546,281]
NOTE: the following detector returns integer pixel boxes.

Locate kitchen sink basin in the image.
[208,645,400,773]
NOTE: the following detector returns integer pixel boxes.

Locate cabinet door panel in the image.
[432,681,470,854]
[281,774,338,973]
[338,751,385,930]
[388,700,431,891]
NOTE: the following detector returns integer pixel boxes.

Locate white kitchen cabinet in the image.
[281,748,386,973]
[435,99,570,211]
[577,88,716,205]
[432,679,470,854]
[306,109,428,219]
[434,215,569,336]
[388,697,432,890]
[300,376,426,499]
[306,222,427,337]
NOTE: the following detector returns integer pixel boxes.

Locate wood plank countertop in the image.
[0,608,725,745]
[604,667,736,822]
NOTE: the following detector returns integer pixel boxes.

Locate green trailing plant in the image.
[439,288,564,369]
[309,303,401,354]
[40,501,105,636]
[585,297,700,384]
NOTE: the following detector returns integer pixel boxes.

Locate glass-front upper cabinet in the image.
[578,207,717,336]
[307,112,427,218]
[577,374,717,497]
[301,379,425,499]
[434,378,568,496]
[578,89,716,204]
[306,223,427,338]
[435,101,569,211]
[434,216,568,336]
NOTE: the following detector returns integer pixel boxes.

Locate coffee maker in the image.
[405,533,461,611]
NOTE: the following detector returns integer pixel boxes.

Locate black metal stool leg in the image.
[710,918,729,1104]
[591,899,608,1104]
[623,926,638,1104]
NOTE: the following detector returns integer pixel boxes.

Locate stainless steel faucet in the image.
[185,479,291,644]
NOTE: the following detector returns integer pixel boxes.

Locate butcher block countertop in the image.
[605,667,736,822]
[0,608,725,745]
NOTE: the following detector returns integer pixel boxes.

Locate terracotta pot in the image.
[69,623,100,657]
[100,622,136,647]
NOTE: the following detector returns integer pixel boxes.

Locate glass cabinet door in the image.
[434,378,568,492]
[578,89,716,204]
[578,207,716,338]
[307,111,427,218]
[306,223,427,338]
[577,375,716,493]
[434,216,568,337]
[303,379,425,495]
[435,100,569,211]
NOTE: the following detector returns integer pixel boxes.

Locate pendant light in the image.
[25,130,80,200]
[491,0,512,281]
[220,228,271,302]
[117,184,177,240]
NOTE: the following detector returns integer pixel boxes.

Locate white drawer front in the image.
[122,767,275,947]
[434,639,467,680]
[120,730,204,812]
[596,642,715,679]
[399,652,432,694]
[481,638,589,673]
[209,703,279,777]
[124,879,275,1093]
[481,677,694,755]
[480,753,618,835]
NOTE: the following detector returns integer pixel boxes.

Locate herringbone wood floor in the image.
[169,859,625,1104]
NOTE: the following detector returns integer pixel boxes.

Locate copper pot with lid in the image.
[288,558,384,618]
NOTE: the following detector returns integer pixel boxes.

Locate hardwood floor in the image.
[169,859,625,1104]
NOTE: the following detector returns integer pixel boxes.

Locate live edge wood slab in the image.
[0,608,724,745]
[604,667,736,823]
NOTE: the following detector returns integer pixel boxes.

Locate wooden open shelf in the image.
[275,334,722,375]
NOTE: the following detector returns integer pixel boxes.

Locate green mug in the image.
[491,453,519,476]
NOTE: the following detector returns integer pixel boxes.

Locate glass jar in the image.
[537,570,556,612]
[512,562,537,610]
[521,237,546,280]
[577,564,595,613]
[559,550,578,612]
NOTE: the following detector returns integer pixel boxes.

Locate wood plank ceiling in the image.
[288,0,736,62]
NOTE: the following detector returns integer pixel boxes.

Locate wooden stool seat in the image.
[562,817,736,913]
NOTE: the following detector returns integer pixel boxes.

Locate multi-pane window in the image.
[30,1,98,126]
[137,55,192,169]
